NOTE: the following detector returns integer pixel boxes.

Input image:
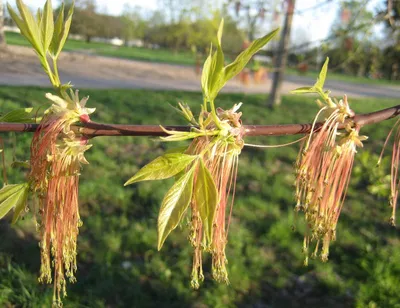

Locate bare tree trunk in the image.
[0,0,6,47]
[267,0,296,108]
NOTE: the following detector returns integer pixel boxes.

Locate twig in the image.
[0,104,399,138]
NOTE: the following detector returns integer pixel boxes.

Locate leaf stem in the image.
[209,100,222,130]
[52,57,61,88]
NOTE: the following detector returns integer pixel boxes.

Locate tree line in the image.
[2,0,400,81]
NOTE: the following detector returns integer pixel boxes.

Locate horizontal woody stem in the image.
[0,104,399,138]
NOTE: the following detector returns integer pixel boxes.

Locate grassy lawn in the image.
[0,86,400,307]
[5,31,196,66]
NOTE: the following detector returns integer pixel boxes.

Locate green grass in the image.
[286,67,400,87]
[5,31,196,66]
[0,86,400,307]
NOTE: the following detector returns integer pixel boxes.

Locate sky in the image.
[25,0,382,44]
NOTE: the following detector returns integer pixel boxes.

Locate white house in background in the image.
[4,26,19,33]
[92,37,124,46]
[109,37,124,46]
[126,39,144,48]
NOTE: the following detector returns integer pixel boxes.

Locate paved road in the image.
[2,70,400,99]
[1,47,399,99]
[285,75,400,100]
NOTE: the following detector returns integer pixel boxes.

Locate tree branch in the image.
[0,104,399,138]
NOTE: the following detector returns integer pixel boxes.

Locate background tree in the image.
[268,0,296,107]
[0,0,6,47]
[327,0,375,76]
[228,0,280,41]
[70,0,99,42]
[120,5,147,46]
[380,0,400,80]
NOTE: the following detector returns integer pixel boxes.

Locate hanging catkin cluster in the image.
[30,92,94,304]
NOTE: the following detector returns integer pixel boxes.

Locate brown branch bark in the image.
[0,104,399,138]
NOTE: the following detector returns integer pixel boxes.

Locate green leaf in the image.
[291,58,330,99]
[124,153,197,186]
[159,129,208,142]
[158,164,195,250]
[7,4,30,44]
[0,185,24,203]
[224,28,279,83]
[217,19,224,45]
[56,3,74,58]
[49,3,64,57]
[201,20,226,102]
[0,184,29,221]
[194,159,218,243]
[0,107,39,123]
[12,184,29,224]
[41,0,54,51]
[36,8,42,27]
[201,46,213,100]
[315,57,329,90]
[290,87,318,95]
[164,146,188,154]
[15,0,44,55]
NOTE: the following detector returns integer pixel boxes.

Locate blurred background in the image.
[1,0,400,307]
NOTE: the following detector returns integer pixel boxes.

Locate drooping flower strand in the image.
[379,118,400,226]
[295,96,368,264]
[390,124,400,225]
[188,104,243,288]
[29,91,94,305]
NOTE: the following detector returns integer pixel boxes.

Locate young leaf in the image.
[0,184,29,220]
[124,153,197,185]
[164,146,188,154]
[56,4,74,58]
[0,185,25,203]
[158,164,196,250]
[224,28,279,83]
[41,0,54,51]
[314,57,329,90]
[201,44,213,100]
[0,107,39,123]
[15,0,44,56]
[291,58,330,100]
[12,184,29,224]
[194,159,218,243]
[290,87,318,95]
[7,4,30,44]
[49,2,64,57]
[159,130,208,142]
[208,20,225,101]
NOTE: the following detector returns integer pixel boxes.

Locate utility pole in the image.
[268,0,296,107]
[0,0,6,48]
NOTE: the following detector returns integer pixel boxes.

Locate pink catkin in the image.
[296,109,360,261]
[188,136,239,286]
[30,115,82,303]
[390,124,400,225]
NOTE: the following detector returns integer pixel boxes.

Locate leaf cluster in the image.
[201,20,279,104]
[125,152,217,251]
[291,57,331,102]
[123,21,279,258]
[8,0,74,90]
